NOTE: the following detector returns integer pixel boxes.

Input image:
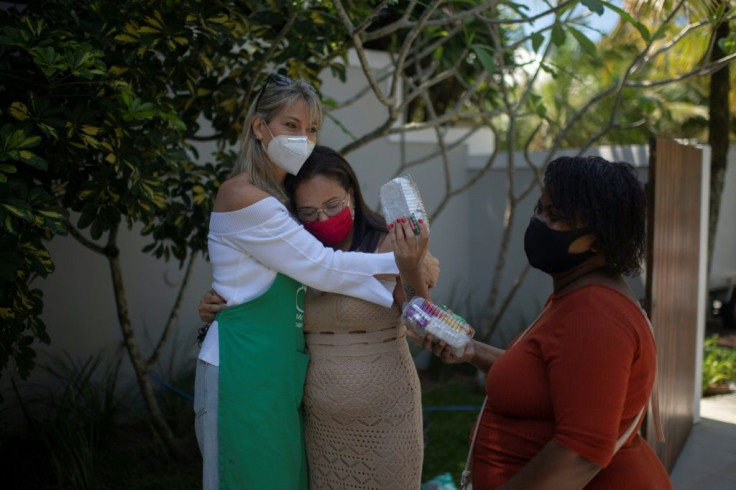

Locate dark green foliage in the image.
[0,0,354,383]
[9,351,129,489]
[3,350,201,489]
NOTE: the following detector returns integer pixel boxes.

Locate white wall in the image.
[711,148,736,280]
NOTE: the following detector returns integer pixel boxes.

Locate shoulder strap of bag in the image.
[460,396,487,490]
[628,298,666,443]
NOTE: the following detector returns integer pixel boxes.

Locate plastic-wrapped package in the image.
[379,174,429,233]
[401,297,473,356]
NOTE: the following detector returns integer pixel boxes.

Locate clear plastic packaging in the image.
[401,297,473,356]
[379,174,429,232]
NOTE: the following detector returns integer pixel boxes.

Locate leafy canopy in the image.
[0,0,354,381]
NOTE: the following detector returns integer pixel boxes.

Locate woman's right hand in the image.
[199,289,227,322]
[390,218,430,278]
[413,332,476,365]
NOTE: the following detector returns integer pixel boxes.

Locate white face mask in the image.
[263,124,316,175]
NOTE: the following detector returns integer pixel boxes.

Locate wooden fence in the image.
[644,138,704,471]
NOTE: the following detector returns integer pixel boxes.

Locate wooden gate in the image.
[644,138,704,471]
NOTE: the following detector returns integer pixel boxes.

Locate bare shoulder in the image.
[214,173,271,212]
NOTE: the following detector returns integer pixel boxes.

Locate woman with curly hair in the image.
[399,155,672,489]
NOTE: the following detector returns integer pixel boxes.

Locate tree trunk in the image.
[105,226,184,458]
[707,2,731,271]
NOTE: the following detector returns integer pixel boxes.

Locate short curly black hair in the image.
[544,155,646,276]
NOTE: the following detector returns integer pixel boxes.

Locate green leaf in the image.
[471,44,495,74]
[581,0,605,16]
[12,150,48,170]
[551,24,566,46]
[77,206,97,230]
[531,32,544,53]
[0,234,21,281]
[535,103,547,118]
[1,126,41,152]
[29,45,68,77]
[0,163,17,174]
[1,202,31,220]
[90,218,104,240]
[9,102,30,121]
[602,1,650,42]
[718,36,736,55]
[568,26,597,58]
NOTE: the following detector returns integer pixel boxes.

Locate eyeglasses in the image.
[297,195,350,223]
[255,73,293,108]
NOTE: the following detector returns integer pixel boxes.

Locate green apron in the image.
[217,273,309,489]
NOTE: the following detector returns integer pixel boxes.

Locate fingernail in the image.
[418,219,423,223]
[388,223,394,230]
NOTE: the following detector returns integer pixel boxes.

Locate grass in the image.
[420,363,486,485]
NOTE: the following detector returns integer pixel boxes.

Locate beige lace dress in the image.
[302,286,423,490]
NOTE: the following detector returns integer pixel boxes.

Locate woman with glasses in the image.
[201,145,436,489]
[195,75,407,490]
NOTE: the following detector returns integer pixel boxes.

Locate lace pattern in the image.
[303,288,423,489]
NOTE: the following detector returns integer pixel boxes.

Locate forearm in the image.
[398,269,430,303]
[499,440,600,490]
[466,340,504,373]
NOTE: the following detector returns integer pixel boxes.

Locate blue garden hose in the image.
[147,371,194,403]
[147,370,482,413]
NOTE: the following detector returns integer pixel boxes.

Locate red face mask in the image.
[303,206,353,246]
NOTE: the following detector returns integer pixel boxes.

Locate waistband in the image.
[305,324,407,358]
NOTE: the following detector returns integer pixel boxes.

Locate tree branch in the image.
[362,0,419,41]
[333,0,395,108]
[66,221,108,255]
[489,264,532,340]
[353,0,395,35]
[146,253,198,370]
[363,0,499,41]
[624,52,736,88]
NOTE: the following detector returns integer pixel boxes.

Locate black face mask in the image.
[524,217,594,274]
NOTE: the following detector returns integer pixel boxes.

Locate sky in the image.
[524,0,622,42]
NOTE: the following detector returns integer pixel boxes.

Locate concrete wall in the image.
[711,145,736,281]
